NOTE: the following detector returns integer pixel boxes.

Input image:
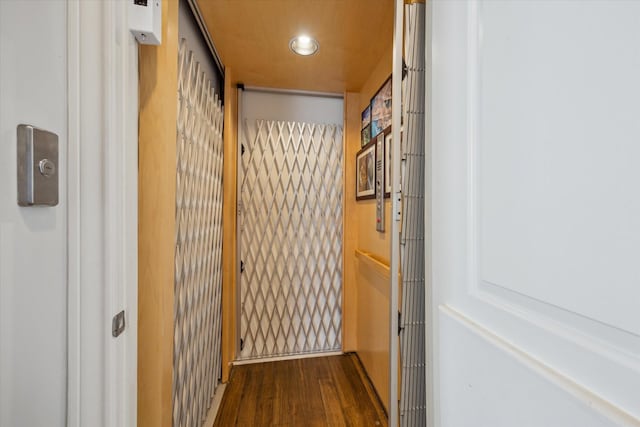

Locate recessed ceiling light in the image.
[289,35,319,56]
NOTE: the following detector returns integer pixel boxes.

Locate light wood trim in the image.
[342,92,360,352]
[221,69,238,382]
[355,249,391,280]
[137,0,179,425]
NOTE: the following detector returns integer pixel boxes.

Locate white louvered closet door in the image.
[238,119,343,360]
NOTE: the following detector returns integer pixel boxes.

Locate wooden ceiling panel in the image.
[195,0,394,93]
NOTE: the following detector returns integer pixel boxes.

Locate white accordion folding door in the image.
[239,119,344,360]
[399,3,427,426]
[173,39,225,427]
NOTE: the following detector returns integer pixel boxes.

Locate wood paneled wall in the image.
[344,43,393,411]
[137,0,179,425]
[355,250,392,411]
[342,92,360,352]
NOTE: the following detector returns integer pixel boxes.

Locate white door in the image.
[0,1,67,425]
[430,1,640,426]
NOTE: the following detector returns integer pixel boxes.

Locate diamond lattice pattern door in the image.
[239,119,343,359]
[173,39,224,427]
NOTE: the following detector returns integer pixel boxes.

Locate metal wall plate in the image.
[375,133,385,232]
[112,310,126,337]
[17,124,59,206]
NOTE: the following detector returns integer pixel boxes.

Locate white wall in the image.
[0,1,67,425]
[241,90,343,126]
[430,1,640,426]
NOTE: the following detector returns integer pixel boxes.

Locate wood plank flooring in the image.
[213,354,388,427]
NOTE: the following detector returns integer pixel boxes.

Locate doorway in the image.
[237,90,344,360]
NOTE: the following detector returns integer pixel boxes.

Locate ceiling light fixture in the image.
[289,35,319,56]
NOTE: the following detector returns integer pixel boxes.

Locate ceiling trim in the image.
[242,85,344,99]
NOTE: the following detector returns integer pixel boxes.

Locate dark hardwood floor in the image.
[214,353,388,427]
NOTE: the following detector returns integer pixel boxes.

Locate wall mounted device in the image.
[375,133,385,232]
[17,124,59,206]
[129,0,162,45]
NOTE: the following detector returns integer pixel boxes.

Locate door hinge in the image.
[398,311,404,336]
[241,144,246,156]
[240,260,245,273]
[240,338,245,351]
[112,310,126,337]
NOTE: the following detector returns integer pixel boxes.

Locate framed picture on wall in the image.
[384,127,402,198]
[361,124,371,147]
[361,105,371,147]
[361,105,371,129]
[356,140,376,200]
[370,76,392,138]
[384,128,392,197]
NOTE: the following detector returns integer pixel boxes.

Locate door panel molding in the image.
[440,305,637,427]
[470,0,640,338]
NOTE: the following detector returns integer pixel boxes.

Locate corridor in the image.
[214,355,387,427]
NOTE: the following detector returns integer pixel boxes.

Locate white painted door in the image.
[430,1,640,426]
[0,1,67,426]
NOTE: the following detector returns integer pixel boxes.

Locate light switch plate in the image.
[17,124,59,206]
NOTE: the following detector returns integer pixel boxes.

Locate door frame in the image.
[235,87,346,362]
[67,1,138,426]
[424,1,435,426]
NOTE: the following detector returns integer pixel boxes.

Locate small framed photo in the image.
[356,141,376,200]
[384,129,392,197]
[361,124,371,147]
[361,105,371,129]
[370,76,392,138]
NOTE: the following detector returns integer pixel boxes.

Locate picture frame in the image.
[384,128,392,197]
[361,124,371,147]
[355,140,376,200]
[361,105,371,147]
[370,75,392,138]
[361,105,371,129]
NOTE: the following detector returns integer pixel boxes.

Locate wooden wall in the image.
[342,92,360,352]
[137,0,179,425]
[344,44,394,411]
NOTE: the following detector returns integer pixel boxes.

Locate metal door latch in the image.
[17,124,59,206]
[112,310,126,337]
